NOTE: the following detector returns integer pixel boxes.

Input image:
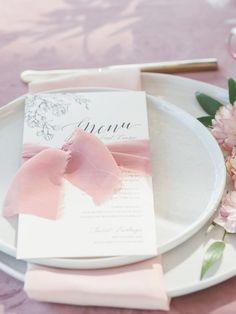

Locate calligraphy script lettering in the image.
[62,118,140,135]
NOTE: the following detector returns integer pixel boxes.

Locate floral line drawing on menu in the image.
[25,93,90,141]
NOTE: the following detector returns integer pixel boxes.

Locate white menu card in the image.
[17,91,157,259]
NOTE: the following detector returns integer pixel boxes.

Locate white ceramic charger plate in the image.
[0,74,225,270]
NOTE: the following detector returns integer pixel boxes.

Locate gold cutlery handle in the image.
[137,58,218,73]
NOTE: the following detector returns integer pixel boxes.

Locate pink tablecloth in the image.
[1,0,236,313]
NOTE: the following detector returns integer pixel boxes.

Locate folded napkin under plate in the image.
[29,68,141,92]
[25,257,168,310]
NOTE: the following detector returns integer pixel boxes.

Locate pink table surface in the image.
[1,0,236,313]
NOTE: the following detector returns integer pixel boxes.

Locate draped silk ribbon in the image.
[3,129,151,220]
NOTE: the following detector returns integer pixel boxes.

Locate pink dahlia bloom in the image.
[226,147,236,184]
[214,191,236,233]
[212,102,236,153]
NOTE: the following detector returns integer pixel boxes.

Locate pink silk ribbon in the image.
[3,129,151,220]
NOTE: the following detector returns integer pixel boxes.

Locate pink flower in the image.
[226,147,236,184]
[214,191,236,233]
[212,102,236,152]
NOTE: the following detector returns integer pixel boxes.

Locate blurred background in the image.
[1,0,236,105]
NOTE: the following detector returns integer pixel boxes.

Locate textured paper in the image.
[17,91,157,259]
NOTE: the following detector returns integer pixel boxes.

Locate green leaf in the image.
[200,241,225,280]
[195,92,223,116]
[206,222,216,234]
[228,78,236,104]
[197,116,214,127]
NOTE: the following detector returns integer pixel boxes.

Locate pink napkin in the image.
[23,67,170,311]
[25,257,169,310]
[29,68,141,92]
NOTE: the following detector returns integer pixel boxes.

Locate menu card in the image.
[17,91,157,259]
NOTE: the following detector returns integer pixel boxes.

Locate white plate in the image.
[0,75,225,269]
[0,73,232,297]
[0,251,25,283]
